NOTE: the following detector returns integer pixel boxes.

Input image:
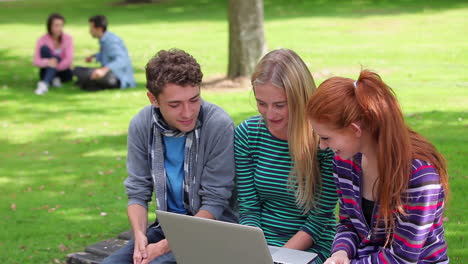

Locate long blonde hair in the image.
[251,49,320,212]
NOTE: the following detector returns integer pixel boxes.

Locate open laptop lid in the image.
[157,210,274,264]
[156,210,316,264]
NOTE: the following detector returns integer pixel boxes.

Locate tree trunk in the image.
[228,0,266,79]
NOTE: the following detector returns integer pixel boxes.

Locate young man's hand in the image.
[85,55,94,63]
[90,67,109,80]
[141,239,170,264]
[324,250,351,264]
[133,233,148,264]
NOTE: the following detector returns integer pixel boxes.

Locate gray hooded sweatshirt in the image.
[124,100,238,223]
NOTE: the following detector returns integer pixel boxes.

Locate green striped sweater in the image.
[234,116,338,264]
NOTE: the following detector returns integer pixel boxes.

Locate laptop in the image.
[156,210,317,264]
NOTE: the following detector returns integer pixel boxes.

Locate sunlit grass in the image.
[0,0,467,263]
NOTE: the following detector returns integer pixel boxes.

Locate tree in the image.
[228,0,266,79]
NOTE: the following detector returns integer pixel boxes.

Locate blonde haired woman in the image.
[235,49,338,264]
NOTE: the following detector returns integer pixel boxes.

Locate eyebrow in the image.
[167,93,200,104]
[255,98,287,104]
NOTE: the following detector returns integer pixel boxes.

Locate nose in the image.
[319,140,328,150]
[181,103,193,119]
[265,106,277,120]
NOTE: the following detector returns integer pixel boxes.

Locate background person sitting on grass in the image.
[74,15,136,91]
[33,13,74,95]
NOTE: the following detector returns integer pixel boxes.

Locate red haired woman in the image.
[307,70,449,264]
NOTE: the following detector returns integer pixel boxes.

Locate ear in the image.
[349,122,362,137]
[147,92,159,108]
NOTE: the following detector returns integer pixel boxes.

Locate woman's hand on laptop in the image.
[141,239,171,264]
[133,233,148,264]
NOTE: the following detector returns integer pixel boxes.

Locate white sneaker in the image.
[34,81,49,95]
[51,77,62,87]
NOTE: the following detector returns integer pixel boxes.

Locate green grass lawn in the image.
[0,0,467,263]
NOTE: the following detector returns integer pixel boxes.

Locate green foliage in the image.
[0,0,466,263]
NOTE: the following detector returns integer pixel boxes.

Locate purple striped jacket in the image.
[332,153,448,263]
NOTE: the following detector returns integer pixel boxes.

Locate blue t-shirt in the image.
[163,136,187,214]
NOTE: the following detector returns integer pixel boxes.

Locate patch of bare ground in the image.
[201,75,251,92]
[200,68,392,92]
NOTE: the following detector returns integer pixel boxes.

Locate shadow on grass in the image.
[0,86,146,127]
[0,109,466,262]
[0,0,467,26]
[0,47,150,126]
[0,128,132,263]
[0,49,37,89]
[402,110,467,262]
[4,110,463,189]
[0,130,130,229]
[405,110,467,157]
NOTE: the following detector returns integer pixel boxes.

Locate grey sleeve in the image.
[124,111,153,209]
[198,121,236,219]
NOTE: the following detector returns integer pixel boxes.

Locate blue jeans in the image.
[102,225,177,264]
[39,45,72,85]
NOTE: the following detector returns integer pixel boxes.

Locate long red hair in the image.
[306,70,448,244]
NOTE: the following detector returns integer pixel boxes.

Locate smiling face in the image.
[254,83,289,139]
[147,83,201,132]
[50,18,64,38]
[310,119,362,160]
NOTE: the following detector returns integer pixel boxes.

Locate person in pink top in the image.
[33,13,74,95]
